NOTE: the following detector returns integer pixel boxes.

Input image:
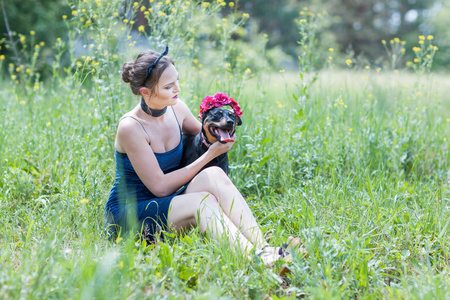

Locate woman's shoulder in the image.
[117,113,150,142]
[173,99,191,115]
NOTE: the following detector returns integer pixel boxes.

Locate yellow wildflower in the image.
[0,55,4,60]
[427,35,433,40]
[30,30,35,35]
[72,10,78,15]
[329,48,334,52]
[158,11,166,16]
[242,13,249,18]
[113,12,119,17]
[414,58,420,63]
[229,2,234,7]
[245,68,251,74]
[345,59,352,66]
[62,15,67,19]
[138,25,145,32]
[419,35,425,40]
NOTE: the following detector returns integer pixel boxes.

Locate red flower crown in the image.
[198,92,243,119]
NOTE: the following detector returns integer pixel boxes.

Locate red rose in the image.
[214,93,230,106]
[198,92,243,118]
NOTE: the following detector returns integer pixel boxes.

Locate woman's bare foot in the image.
[256,246,290,267]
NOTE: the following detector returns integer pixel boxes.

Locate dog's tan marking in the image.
[203,119,218,144]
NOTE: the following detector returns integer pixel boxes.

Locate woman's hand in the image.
[207,134,236,157]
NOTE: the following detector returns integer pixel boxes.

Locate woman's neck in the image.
[140,97,167,117]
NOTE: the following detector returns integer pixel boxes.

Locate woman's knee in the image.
[168,192,219,229]
[195,167,233,187]
[196,192,220,211]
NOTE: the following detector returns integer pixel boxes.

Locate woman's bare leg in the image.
[168,191,254,254]
[183,167,267,249]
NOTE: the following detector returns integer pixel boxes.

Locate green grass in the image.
[0,68,449,299]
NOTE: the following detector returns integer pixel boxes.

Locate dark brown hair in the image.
[122,51,175,96]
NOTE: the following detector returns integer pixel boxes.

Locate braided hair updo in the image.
[122,51,175,96]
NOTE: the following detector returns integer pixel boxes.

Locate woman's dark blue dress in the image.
[105,109,186,241]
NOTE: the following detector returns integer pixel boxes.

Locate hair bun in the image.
[121,61,134,83]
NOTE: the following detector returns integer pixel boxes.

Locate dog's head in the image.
[201,107,242,144]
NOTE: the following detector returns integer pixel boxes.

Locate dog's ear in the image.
[235,115,242,126]
[201,112,208,123]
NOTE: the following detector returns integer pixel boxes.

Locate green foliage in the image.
[0,0,450,298]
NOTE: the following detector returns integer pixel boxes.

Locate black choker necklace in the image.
[140,97,167,117]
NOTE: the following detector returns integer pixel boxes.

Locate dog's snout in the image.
[227,119,234,126]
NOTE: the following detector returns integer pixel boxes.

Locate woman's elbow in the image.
[148,183,171,198]
[154,189,171,198]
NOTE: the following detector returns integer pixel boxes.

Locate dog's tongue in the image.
[216,128,231,142]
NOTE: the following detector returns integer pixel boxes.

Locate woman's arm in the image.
[174,100,202,135]
[117,117,233,198]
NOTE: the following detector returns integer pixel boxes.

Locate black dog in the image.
[181,107,242,174]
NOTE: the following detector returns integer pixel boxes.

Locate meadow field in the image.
[1,0,450,298]
[1,67,449,299]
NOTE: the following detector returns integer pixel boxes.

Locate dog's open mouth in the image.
[209,125,234,143]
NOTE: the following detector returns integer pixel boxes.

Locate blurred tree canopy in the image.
[0,0,70,55]
[238,0,446,68]
[0,0,448,72]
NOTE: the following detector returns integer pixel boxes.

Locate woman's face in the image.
[148,64,180,109]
